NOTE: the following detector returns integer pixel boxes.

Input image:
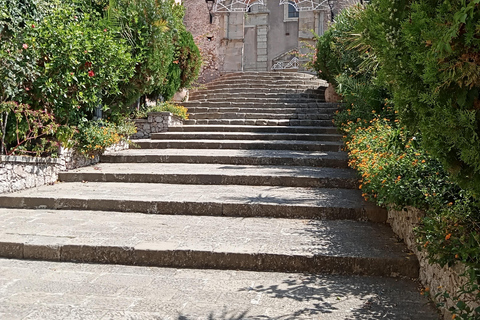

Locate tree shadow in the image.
[174,272,438,320]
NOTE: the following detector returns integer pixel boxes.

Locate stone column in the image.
[221,12,245,72]
[298,11,317,71]
[256,24,269,71]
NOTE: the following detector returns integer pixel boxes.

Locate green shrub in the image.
[73,120,121,156]
[320,3,480,317]
[106,0,177,107]
[134,102,188,120]
[356,0,480,196]
[0,101,58,156]
[1,0,135,126]
[151,5,201,101]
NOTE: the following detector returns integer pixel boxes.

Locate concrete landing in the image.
[150,132,343,142]
[134,139,343,152]
[0,259,439,320]
[0,182,385,221]
[168,125,340,134]
[101,149,349,168]
[0,209,415,276]
[58,163,357,188]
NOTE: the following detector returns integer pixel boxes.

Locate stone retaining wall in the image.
[388,207,478,319]
[0,141,129,194]
[133,112,183,139]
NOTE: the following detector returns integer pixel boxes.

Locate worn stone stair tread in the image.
[168,125,340,134]
[184,119,335,127]
[101,148,349,168]
[0,208,415,277]
[0,182,385,221]
[187,113,334,121]
[180,101,338,107]
[186,107,339,114]
[150,132,342,141]
[133,139,343,152]
[58,163,357,188]
[0,259,439,320]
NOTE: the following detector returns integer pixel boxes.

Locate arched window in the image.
[287,1,299,18]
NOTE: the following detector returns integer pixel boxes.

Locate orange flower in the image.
[445,233,452,240]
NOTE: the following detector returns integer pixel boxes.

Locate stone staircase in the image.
[0,72,439,318]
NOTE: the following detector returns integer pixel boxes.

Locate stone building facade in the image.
[183,0,358,82]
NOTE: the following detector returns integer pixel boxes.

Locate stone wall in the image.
[132,112,183,139]
[0,141,129,194]
[183,0,223,83]
[388,207,479,319]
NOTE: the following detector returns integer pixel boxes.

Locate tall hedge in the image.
[355,0,480,196]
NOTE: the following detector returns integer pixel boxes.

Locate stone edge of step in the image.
[0,240,418,278]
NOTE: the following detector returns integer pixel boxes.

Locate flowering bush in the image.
[344,116,480,319]
[0,101,59,156]
[315,3,480,318]
[134,102,189,120]
[18,1,134,125]
[73,120,121,157]
[356,0,480,195]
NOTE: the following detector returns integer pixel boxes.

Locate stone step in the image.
[187,112,334,121]
[183,119,335,126]
[212,72,323,81]
[0,259,439,320]
[0,208,414,277]
[193,98,325,103]
[101,149,349,168]
[205,79,325,87]
[151,132,343,142]
[0,182,386,222]
[191,86,324,94]
[189,92,324,100]
[200,83,324,91]
[217,74,319,81]
[220,71,318,78]
[185,107,339,114]
[58,163,357,188]
[133,139,343,152]
[180,101,340,109]
[167,125,340,134]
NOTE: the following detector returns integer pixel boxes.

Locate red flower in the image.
[88,70,95,77]
[85,61,92,68]
[32,24,35,28]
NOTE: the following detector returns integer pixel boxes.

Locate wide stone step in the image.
[0,259,439,320]
[189,92,324,100]
[194,98,325,103]
[220,71,318,78]
[133,139,343,152]
[168,125,340,134]
[211,73,322,81]
[187,112,334,121]
[183,119,335,126]
[151,132,343,142]
[185,107,339,114]
[191,86,323,94]
[180,101,340,109]
[209,75,324,83]
[206,80,325,87]
[0,208,414,277]
[0,182,385,221]
[59,163,357,188]
[101,149,349,168]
